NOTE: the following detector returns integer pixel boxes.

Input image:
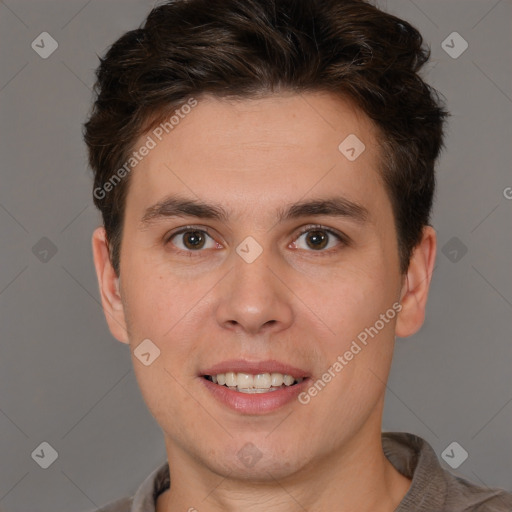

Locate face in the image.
[93,92,434,482]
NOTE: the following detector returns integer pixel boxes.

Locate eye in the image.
[165,224,348,257]
[291,225,347,253]
[166,226,219,254]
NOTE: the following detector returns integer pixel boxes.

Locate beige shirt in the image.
[93,432,512,512]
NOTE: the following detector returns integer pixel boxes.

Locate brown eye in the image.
[182,230,206,250]
[292,226,346,253]
[305,230,328,250]
[166,227,217,253]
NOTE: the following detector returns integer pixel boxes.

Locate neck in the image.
[157,424,411,512]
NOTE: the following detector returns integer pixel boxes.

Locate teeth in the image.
[238,387,278,394]
[207,371,302,391]
[253,373,271,389]
[225,372,237,387]
[283,374,294,386]
[271,372,284,386]
[237,373,254,389]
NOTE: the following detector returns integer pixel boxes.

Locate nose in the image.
[214,246,294,337]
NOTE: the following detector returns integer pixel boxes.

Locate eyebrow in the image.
[139,194,369,228]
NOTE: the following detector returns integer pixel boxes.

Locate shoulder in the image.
[84,460,168,512]
[443,473,512,512]
[89,496,134,512]
[383,432,512,511]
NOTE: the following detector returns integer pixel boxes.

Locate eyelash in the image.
[164,224,349,257]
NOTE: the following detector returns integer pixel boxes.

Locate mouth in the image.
[203,372,305,394]
[199,360,310,413]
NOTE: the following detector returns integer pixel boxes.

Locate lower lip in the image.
[200,377,310,414]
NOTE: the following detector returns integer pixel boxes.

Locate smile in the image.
[203,372,304,393]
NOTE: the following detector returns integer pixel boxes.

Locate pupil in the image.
[307,230,327,250]
[184,231,204,249]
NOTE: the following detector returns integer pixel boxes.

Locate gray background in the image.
[0,0,511,510]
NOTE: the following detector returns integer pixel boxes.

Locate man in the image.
[84,0,512,510]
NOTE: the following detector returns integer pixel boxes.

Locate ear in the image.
[395,225,437,338]
[91,226,129,344]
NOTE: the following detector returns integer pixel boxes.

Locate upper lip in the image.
[201,359,310,379]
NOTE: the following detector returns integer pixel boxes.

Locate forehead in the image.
[125,92,387,223]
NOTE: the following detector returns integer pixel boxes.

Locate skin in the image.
[92,92,436,512]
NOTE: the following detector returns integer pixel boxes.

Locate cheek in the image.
[121,254,185,332]
[303,274,398,422]
[310,258,397,342]
[131,357,201,443]
[121,257,210,366]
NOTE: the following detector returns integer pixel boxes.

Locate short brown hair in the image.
[84,0,449,276]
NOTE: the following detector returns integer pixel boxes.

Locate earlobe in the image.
[395,226,437,338]
[91,226,130,344]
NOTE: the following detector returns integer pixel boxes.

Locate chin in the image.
[201,437,310,482]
